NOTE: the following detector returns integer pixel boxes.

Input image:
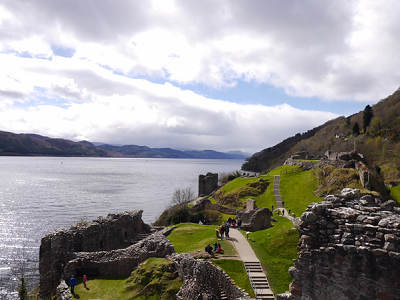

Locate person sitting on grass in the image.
[213,242,218,252]
[205,244,213,254]
[217,243,222,254]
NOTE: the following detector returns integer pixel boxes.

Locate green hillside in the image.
[242,88,400,198]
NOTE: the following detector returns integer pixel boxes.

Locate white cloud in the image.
[0,54,337,152]
[0,0,398,152]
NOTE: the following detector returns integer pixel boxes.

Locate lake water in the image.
[0,157,244,294]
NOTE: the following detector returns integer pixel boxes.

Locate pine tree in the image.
[363,105,373,132]
[352,122,360,135]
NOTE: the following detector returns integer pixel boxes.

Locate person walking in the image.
[225,223,230,238]
[70,275,76,294]
[221,224,225,238]
[83,275,88,288]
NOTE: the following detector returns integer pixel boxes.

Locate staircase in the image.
[244,261,275,300]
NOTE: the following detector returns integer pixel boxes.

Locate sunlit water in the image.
[0,157,244,294]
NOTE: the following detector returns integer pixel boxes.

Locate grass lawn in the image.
[244,217,299,295]
[218,177,260,194]
[212,259,255,298]
[71,276,133,300]
[72,258,182,300]
[212,213,236,226]
[390,185,400,204]
[250,176,276,209]
[167,223,237,256]
[267,165,301,176]
[279,169,322,217]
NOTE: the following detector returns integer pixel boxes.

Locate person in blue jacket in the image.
[70,275,76,294]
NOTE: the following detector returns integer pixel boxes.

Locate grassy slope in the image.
[212,259,255,298]
[279,168,322,217]
[167,223,236,256]
[245,217,299,295]
[167,223,256,296]
[390,185,400,204]
[72,258,182,300]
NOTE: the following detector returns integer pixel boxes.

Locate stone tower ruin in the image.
[198,172,218,196]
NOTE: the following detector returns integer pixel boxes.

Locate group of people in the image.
[69,274,88,294]
[218,217,242,238]
[205,242,222,254]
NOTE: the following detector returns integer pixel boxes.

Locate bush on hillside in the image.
[313,166,363,196]
[213,179,268,208]
[219,171,242,185]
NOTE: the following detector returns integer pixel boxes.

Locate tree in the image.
[352,122,360,135]
[363,105,374,132]
[171,187,194,206]
[18,278,28,300]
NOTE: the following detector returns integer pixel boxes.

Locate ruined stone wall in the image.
[355,161,370,189]
[199,172,219,196]
[64,227,175,278]
[277,188,400,300]
[39,210,151,299]
[237,200,272,232]
[191,197,237,215]
[170,253,252,300]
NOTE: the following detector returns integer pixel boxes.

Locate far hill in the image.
[242,88,400,191]
[0,131,247,159]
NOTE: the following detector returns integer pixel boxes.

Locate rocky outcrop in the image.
[355,161,370,189]
[237,199,272,232]
[191,197,237,215]
[56,281,72,300]
[277,188,400,300]
[170,253,252,300]
[39,210,152,299]
[199,172,219,196]
[285,150,371,189]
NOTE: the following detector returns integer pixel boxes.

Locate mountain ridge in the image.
[0,131,248,159]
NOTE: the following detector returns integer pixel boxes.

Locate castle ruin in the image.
[277,188,400,300]
[198,172,218,196]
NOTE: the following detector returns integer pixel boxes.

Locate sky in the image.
[0,0,399,154]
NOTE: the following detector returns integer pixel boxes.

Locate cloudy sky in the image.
[0,0,399,154]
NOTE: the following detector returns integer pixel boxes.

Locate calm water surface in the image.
[0,157,244,293]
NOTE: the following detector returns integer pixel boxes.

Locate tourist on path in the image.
[225,224,230,237]
[70,275,76,294]
[221,225,225,238]
[237,218,242,230]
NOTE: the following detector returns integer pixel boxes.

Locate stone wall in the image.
[199,172,219,196]
[56,281,72,300]
[191,197,237,215]
[284,150,371,189]
[39,210,151,299]
[170,253,252,300]
[355,161,370,189]
[64,227,175,278]
[237,199,272,232]
[277,188,400,300]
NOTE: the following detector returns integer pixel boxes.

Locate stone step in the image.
[253,280,269,284]
[256,289,274,296]
[248,272,267,278]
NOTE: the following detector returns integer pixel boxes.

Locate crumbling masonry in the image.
[277,188,400,300]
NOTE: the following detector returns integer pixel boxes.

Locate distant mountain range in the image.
[0,131,250,159]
